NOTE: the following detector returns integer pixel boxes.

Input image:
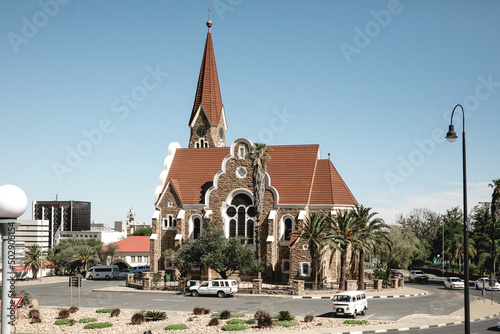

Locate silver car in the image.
[444,277,464,289]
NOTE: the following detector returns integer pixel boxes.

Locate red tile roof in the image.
[157,144,357,206]
[189,28,224,127]
[102,236,150,253]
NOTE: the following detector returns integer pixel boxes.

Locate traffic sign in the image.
[10,296,23,308]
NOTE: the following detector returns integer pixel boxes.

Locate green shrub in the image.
[153,272,163,282]
[165,324,189,330]
[54,319,70,325]
[275,320,298,327]
[96,308,113,313]
[220,310,231,320]
[83,322,113,329]
[144,310,167,321]
[188,317,194,321]
[277,310,295,321]
[343,319,369,325]
[79,318,98,323]
[211,312,221,318]
[231,313,245,318]
[245,318,255,325]
[18,290,32,307]
[226,319,246,325]
[221,324,248,331]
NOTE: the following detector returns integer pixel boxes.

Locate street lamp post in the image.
[445,104,470,334]
[0,185,28,334]
[442,220,445,275]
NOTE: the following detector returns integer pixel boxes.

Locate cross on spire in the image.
[206,5,213,28]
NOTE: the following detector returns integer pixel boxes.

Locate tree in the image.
[20,244,48,280]
[330,209,363,290]
[71,245,100,272]
[102,243,120,265]
[250,143,272,279]
[352,205,390,289]
[292,212,340,288]
[489,178,500,276]
[48,237,103,274]
[451,235,477,274]
[378,224,419,271]
[176,225,261,279]
[132,226,152,236]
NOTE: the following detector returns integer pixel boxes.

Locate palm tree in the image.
[489,179,500,276]
[291,212,340,288]
[352,205,391,290]
[330,209,364,290]
[20,244,48,280]
[250,143,272,279]
[452,236,477,274]
[71,246,100,272]
[102,243,120,265]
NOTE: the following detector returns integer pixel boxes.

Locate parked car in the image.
[189,279,238,298]
[332,291,368,319]
[391,269,403,277]
[444,277,464,289]
[118,269,135,279]
[409,270,428,283]
[85,265,119,280]
[131,266,150,273]
[475,277,500,291]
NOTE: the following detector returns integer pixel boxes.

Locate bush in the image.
[58,309,70,319]
[79,318,98,323]
[68,319,76,326]
[165,324,189,330]
[221,324,248,331]
[28,309,40,319]
[83,322,113,329]
[245,319,255,325]
[277,310,295,321]
[188,317,194,321]
[31,314,42,324]
[110,308,121,317]
[54,319,70,325]
[208,318,220,326]
[231,313,245,318]
[254,310,265,320]
[69,306,79,314]
[226,319,246,325]
[275,320,298,327]
[131,312,145,325]
[220,310,231,320]
[193,307,205,315]
[144,310,167,321]
[96,308,113,313]
[153,272,162,282]
[203,308,211,314]
[343,319,369,325]
[18,290,32,307]
[211,312,221,318]
[256,311,272,328]
[304,315,314,322]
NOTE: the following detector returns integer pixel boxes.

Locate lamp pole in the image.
[442,220,445,275]
[445,104,470,334]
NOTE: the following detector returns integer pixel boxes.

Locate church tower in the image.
[188,16,227,148]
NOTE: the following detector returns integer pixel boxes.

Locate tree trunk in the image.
[311,245,318,289]
[340,250,347,290]
[358,249,365,290]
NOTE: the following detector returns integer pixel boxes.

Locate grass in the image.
[54,319,70,325]
[78,317,98,323]
[343,319,369,325]
[165,324,189,330]
[95,308,114,313]
[221,324,248,331]
[83,322,113,329]
[275,320,298,327]
[226,319,247,325]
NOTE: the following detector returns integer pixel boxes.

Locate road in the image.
[18,278,500,332]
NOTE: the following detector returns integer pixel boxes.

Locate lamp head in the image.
[445,124,458,143]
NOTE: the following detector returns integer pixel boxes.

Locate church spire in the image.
[188,12,227,148]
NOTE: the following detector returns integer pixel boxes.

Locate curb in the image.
[329,312,500,334]
[292,291,431,300]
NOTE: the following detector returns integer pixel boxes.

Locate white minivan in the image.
[85,265,119,280]
[332,291,368,318]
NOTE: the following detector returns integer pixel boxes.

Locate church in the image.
[149,18,358,283]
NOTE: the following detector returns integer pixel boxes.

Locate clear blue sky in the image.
[1,1,499,225]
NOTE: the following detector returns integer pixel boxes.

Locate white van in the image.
[85,265,119,280]
[332,291,368,318]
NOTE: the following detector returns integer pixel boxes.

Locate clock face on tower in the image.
[196,125,207,137]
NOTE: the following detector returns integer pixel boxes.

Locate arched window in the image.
[189,215,203,240]
[280,215,295,245]
[225,193,256,245]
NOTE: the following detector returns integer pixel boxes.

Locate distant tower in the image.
[128,207,136,223]
[188,13,227,148]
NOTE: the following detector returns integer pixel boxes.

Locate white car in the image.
[118,269,135,278]
[189,279,238,298]
[444,277,464,289]
[475,277,500,291]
